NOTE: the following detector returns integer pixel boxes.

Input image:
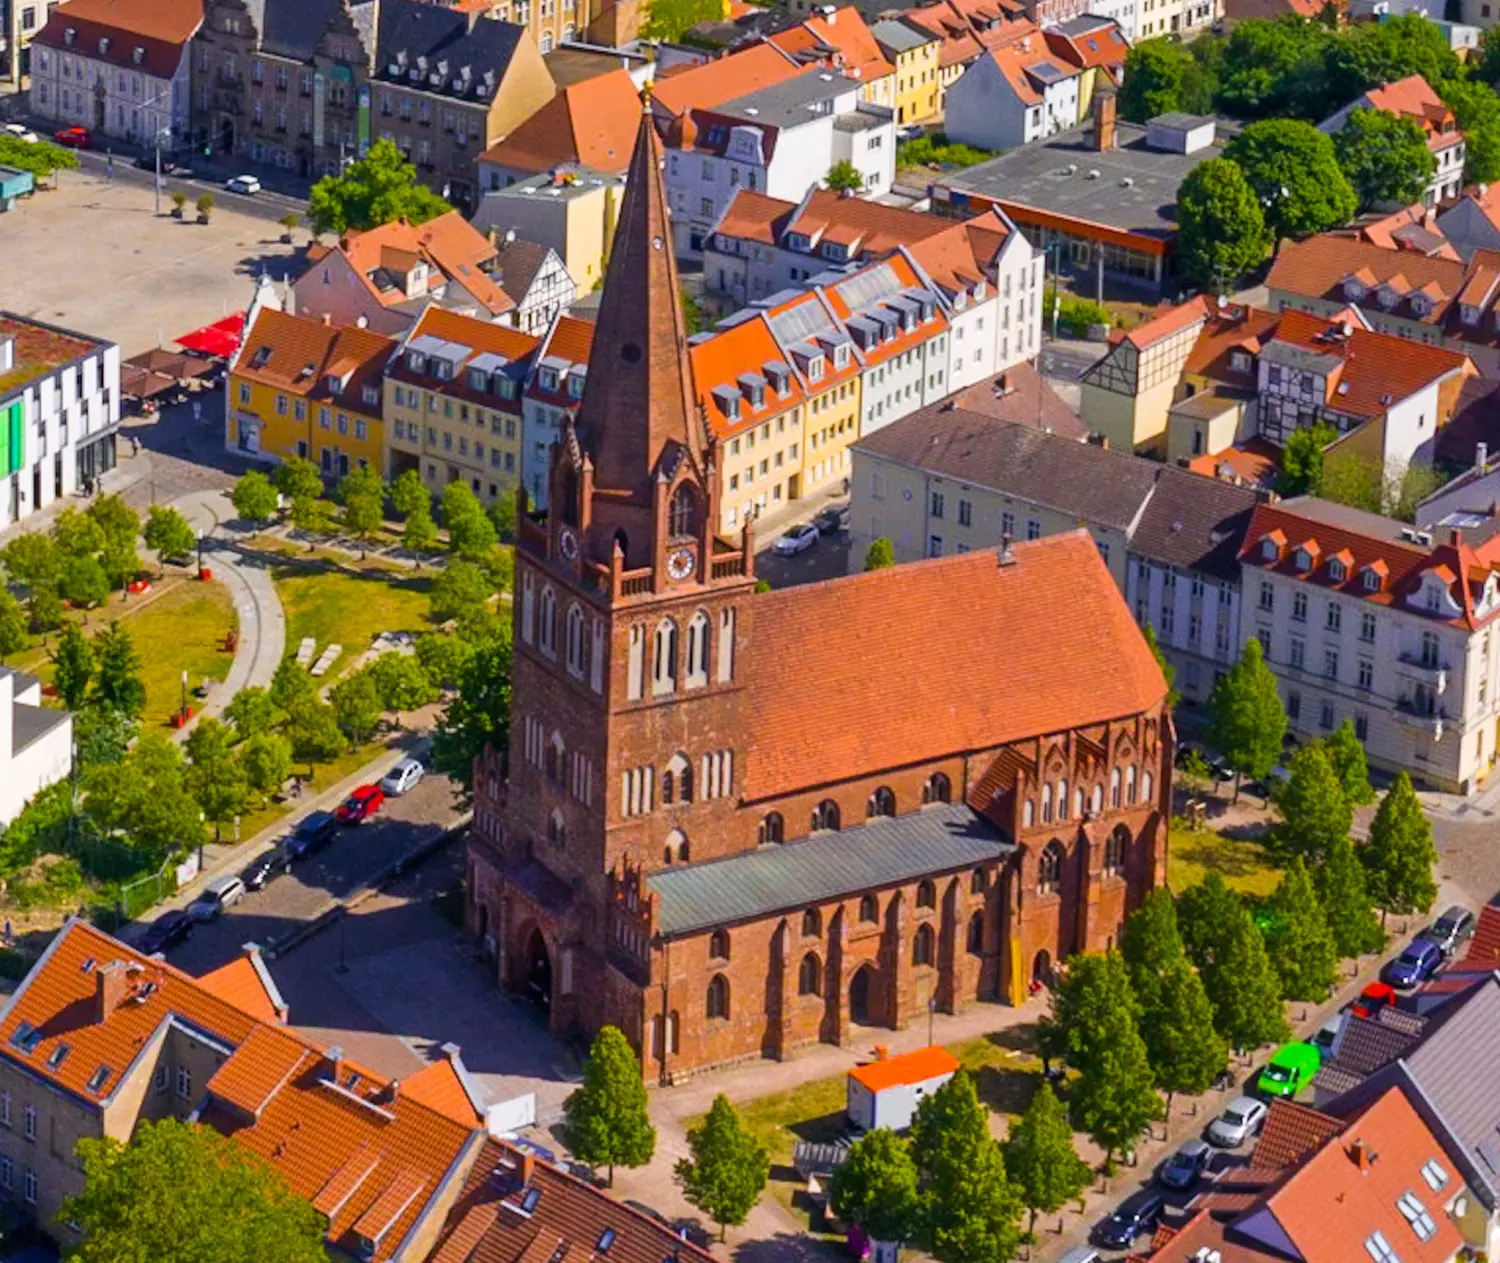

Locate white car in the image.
[1206,1096,1267,1148]
[379,757,425,797]
[773,523,819,557]
[3,124,38,144]
[224,174,262,195]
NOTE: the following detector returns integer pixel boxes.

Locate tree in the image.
[1141,623,1179,707]
[1334,107,1435,210]
[52,506,105,559]
[826,159,864,193]
[830,1129,921,1246]
[0,587,26,661]
[1222,119,1358,239]
[0,135,78,185]
[1316,835,1386,959]
[1002,1083,1091,1235]
[1206,637,1286,799]
[488,493,518,543]
[273,456,324,507]
[1119,888,1183,1016]
[60,553,109,608]
[416,631,475,688]
[1279,421,1338,496]
[52,623,95,710]
[335,465,385,508]
[430,559,492,627]
[1324,13,1460,104]
[231,471,280,532]
[286,700,345,771]
[73,704,135,768]
[1146,959,1227,1114]
[674,1094,769,1241]
[1322,719,1374,805]
[1265,857,1339,1000]
[640,0,724,42]
[100,539,143,593]
[83,735,208,860]
[330,670,383,747]
[2,532,61,627]
[562,1025,656,1185]
[242,731,294,805]
[1177,870,1243,968]
[185,718,248,838]
[225,685,277,738]
[432,624,512,798]
[342,487,384,558]
[1217,16,1334,121]
[307,138,452,235]
[1440,78,1500,183]
[864,537,896,570]
[1120,39,1189,122]
[269,660,317,714]
[143,505,198,568]
[87,495,140,557]
[1363,772,1438,923]
[1176,158,1270,291]
[60,1117,325,1263]
[390,468,429,519]
[368,652,438,717]
[92,622,146,719]
[1195,891,1290,1052]
[403,504,439,557]
[1273,742,1352,864]
[291,495,335,546]
[442,481,498,561]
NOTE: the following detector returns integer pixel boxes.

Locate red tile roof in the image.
[1121,296,1211,350]
[32,0,201,78]
[1188,436,1281,489]
[387,307,539,414]
[402,1053,486,1126]
[1253,1099,1344,1172]
[981,37,1081,106]
[197,954,284,1023]
[231,308,396,415]
[1460,901,1500,967]
[1043,18,1129,72]
[689,312,807,441]
[478,69,640,176]
[526,314,594,409]
[849,1045,959,1091]
[648,45,803,120]
[905,207,1012,301]
[768,7,895,84]
[1357,76,1463,155]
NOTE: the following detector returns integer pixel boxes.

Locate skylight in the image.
[1397,1192,1436,1242]
[521,1187,541,1214]
[1421,1159,1449,1192]
[1366,1230,1401,1263]
[598,1228,617,1252]
[86,1064,112,1094]
[46,1043,70,1071]
[8,1023,41,1055]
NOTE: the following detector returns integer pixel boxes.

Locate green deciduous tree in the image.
[1264,856,1339,1000]
[185,718,248,838]
[342,489,384,558]
[1141,623,1179,707]
[1279,421,1338,497]
[0,586,26,662]
[286,700,345,770]
[442,481,499,561]
[562,1025,656,1185]
[430,559,492,628]
[225,685,277,739]
[231,471,280,531]
[1324,13,1460,104]
[143,505,198,567]
[273,456,325,507]
[1207,637,1286,799]
[1186,876,1289,1051]
[1217,15,1333,121]
[864,537,895,570]
[640,0,725,42]
[1121,40,1188,122]
[73,704,135,768]
[1002,1082,1091,1235]
[368,651,437,718]
[52,506,105,559]
[1222,119,1358,239]
[330,670,383,747]
[1316,835,1386,959]
[307,138,452,235]
[432,624,512,800]
[242,731,293,805]
[290,495,334,547]
[826,159,864,193]
[1440,77,1500,183]
[1178,869,1244,967]
[92,622,146,720]
[1362,771,1438,923]
[1334,107,1435,211]
[1273,742,1352,864]
[1323,719,1374,805]
[488,493,518,543]
[674,1094,769,1240]
[831,1129,921,1246]
[61,1117,326,1263]
[87,495,140,557]
[402,504,439,557]
[60,553,109,608]
[1120,887,1183,1015]
[83,735,207,860]
[416,631,474,689]
[2,532,61,628]
[0,135,78,184]
[52,623,95,710]
[390,468,429,519]
[1176,157,1270,291]
[269,661,317,714]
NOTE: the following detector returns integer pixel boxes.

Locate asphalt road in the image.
[67,147,308,224]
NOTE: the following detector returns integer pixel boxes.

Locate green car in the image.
[1256,1041,1320,1098]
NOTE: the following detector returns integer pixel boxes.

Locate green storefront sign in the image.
[0,400,21,476]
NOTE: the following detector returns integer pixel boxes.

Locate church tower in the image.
[498,98,758,1037]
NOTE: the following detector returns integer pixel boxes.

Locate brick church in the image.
[466,106,1174,1081]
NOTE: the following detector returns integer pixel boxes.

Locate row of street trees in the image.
[0,495,148,633]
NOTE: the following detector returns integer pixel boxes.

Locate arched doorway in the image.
[849,964,875,1025]
[525,928,552,1011]
[1031,950,1053,990]
[217,116,236,155]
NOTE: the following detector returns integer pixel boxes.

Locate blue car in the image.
[1385,938,1442,989]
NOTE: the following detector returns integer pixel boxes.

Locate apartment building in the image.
[871,16,941,123]
[470,165,626,292]
[385,306,538,507]
[1319,76,1466,210]
[3,0,61,82]
[520,312,592,508]
[0,312,120,525]
[1081,297,1211,456]
[943,36,1083,153]
[764,5,896,109]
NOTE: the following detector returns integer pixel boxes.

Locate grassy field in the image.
[274,564,434,678]
[1168,824,1284,897]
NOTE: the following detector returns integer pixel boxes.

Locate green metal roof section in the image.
[647,803,1014,938]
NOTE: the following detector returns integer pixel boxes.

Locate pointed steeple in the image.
[572,97,703,499]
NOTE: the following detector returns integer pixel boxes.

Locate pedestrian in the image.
[3,920,12,947]
[105,155,114,180]
[130,434,140,457]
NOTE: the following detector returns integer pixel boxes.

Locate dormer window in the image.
[1411,294,1430,318]
[361,385,378,406]
[468,368,488,391]
[833,344,850,370]
[1295,548,1313,570]
[567,370,586,399]
[132,46,145,63]
[325,374,342,394]
[714,386,740,421]
[64,26,76,44]
[1261,537,1280,561]
[1378,286,1401,310]
[1462,303,1481,326]
[98,36,109,54]
[807,354,825,382]
[539,367,558,392]
[406,351,427,374]
[820,241,846,261]
[496,377,518,400]
[1230,351,1251,373]
[1343,276,1365,301]
[1363,567,1382,591]
[787,232,811,253]
[1328,558,1345,581]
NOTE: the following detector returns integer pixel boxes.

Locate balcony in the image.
[1395,695,1448,740]
[1396,651,1449,693]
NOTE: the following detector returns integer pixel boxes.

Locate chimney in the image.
[1451,526,1463,546]
[520,1148,536,1186]
[873,1043,889,1060]
[1349,1139,1377,1172]
[1477,441,1488,472]
[94,962,128,1022]
[1092,86,1117,153]
[505,228,517,245]
[327,1044,344,1080]
[440,1041,463,1065]
[320,312,331,326]
[997,533,1016,566]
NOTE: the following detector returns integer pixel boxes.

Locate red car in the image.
[53,126,90,148]
[1352,982,1396,1019]
[335,783,384,825]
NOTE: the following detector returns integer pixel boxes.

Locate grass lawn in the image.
[1169,824,1284,897]
[274,564,434,678]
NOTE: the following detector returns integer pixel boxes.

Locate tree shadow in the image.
[970,1062,1043,1117]
[984,1023,1041,1054]
[733,1231,845,1263]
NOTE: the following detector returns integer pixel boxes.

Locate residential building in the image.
[385,307,537,506]
[467,113,1172,1080]
[491,236,575,335]
[28,0,199,147]
[0,920,486,1258]
[3,0,61,83]
[1339,202,1461,260]
[1319,75,1466,209]
[1437,182,1500,260]
[292,211,517,336]
[227,307,395,477]
[449,0,619,56]
[870,16,941,122]
[469,165,624,292]
[943,35,1083,152]
[645,42,801,129]
[898,2,1036,98]
[1043,16,1129,86]
[473,65,638,188]
[0,669,71,827]
[1240,495,1500,794]
[0,312,121,524]
[1135,0,1217,38]
[661,67,897,256]
[934,99,1226,293]
[542,41,651,90]
[765,5,896,110]
[520,312,592,508]
[1433,376,1500,473]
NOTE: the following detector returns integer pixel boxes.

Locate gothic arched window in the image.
[1105,825,1129,878]
[799,952,822,996]
[916,880,936,909]
[811,799,840,832]
[1037,840,1065,895]
[802,908,821,938]
[759,812,784,844]
[669,483,699,538]
[859,894,879,923]
[923,773,951,805]
[866,787,895,818]
[706,974,730,1019]
[652,618,678,694]
[913,924,935,967]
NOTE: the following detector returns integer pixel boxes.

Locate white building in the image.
[1239,496,1500,795]
[492,237,577,336]
[27,0,199,149]
[942,38,1082,153]
[1318,76,1467,210]
[0,314,120,524]
[846,1047,959,1133]
[0,669,72,827]
[520,312,593,510]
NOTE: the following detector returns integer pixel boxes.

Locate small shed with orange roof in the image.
[847,1045,960,1131]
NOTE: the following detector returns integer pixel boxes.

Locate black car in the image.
[283,811,337,861]
[814,504,849,535]
[1093,1191,1166,1250]
[137,909,193,955]
[242,848,291,891]
[133,152,191,175]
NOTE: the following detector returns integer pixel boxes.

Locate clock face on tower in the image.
[558,527,579,562]
[667,547,696,581]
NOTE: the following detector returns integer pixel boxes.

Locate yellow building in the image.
[872,17,943,124]
[384,306,540,506]
[227,309,394,479]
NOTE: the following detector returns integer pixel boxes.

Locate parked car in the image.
[188,874,246,922]
[1385,938,1443,989]
[814,504,849,535]
[224,174,261,195]
[379,757,424,797]
[1256,1042,1320,1099]
[134,152,190,175]
[283,810,338,860]
[137,909,193,955]
[53,126,90,148]
[773,523,819,556]
[1313,1013,1343,1060]
[3,124,38,143]
[336,783,385,825]
[1206,1096,1268,1148]
[1351,982,1396,1019]
[1209,759,1236,783]
[242,848,291,891]
[1159,1139,1212,1190]
[1092,1191,1165,1249]
[1424,906,1475,958]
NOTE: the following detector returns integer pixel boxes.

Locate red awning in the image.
[175,312,245,359]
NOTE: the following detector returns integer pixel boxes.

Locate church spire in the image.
[572,97,702,499]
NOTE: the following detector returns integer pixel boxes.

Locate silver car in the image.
[1206,1096,1267,1148]
[188,874,246,923]
[379,757,424,797]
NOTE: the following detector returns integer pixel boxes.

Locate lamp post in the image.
[179,667,188,722]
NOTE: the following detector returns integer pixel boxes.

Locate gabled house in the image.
[897,0,1034,100]
[765,5,896,110]
[474,66,639,189]
[943,34,1083,151]
[491,236,575,335]
[1319,75,1466,209]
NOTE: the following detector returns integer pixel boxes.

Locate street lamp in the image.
[179,667,188,721]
